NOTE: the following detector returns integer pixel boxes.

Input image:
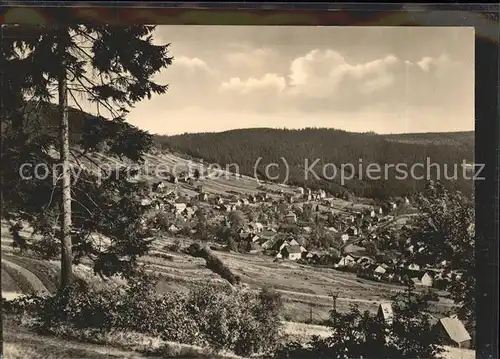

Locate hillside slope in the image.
[7,103,474,199]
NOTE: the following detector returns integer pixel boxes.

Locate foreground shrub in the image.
[4,273,282,356]
[186,243,240,285]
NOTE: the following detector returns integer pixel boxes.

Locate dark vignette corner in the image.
[474,10,500,359]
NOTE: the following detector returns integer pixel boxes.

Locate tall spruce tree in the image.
[1,24,172,289]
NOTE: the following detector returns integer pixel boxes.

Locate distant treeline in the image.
[154,128,474,199]
[14,103,473,200]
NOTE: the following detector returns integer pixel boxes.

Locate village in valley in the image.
[0,144,475,356]
[95,147,472,351]
[2,23,477,359]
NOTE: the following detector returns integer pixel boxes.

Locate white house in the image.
[173,203,187,214]
[260,239,275,250]
[319,189,326,199]
[302,226,312,233]
[326,227,338,233]
[285,212,297,224]
[274,239,290,252]
[140,198,152,206]
[281,245,303,260]
[336,255,356,268]
[408,263,421,271]
[435,315,472,349]
[168,224,180,234]
[250,234,261,243]
[373,265,387,275]
[346,226,358,236]
[377,303,394,325]
[420,272,434,287]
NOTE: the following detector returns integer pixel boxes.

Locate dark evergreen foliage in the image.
[156,128,473,199]
[1,25,172,282]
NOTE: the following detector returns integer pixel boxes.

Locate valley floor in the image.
[1,225,473,359]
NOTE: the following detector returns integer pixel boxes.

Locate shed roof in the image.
[378,303,394,324]
[284,245,302,254]
[439,316,471,344]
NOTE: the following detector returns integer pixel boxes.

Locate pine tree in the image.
[2,24,172,289]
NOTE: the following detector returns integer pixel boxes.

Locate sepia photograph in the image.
[2,20,477,359]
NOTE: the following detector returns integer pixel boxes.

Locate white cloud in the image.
[219,73,286,95]
[173,56,211,73]
[226,48,276,68]
[288,51,400,100]
[217,49,464,113]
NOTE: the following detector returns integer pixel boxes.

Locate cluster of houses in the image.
[141,175,424,272]
[332,252,455,289]
[226,224,308,259]
[295,187,327,201]
[376,302,472,349]
[141,179,408,264]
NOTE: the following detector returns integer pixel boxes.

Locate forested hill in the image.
[154,128,474,199]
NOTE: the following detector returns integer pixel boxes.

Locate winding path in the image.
[1,258,50,295]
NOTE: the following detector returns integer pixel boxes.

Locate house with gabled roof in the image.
[346,226,358,236]
[250,234,261,243]
[173,203,187,214]
[248,241,263,254]
[356,256,375,266]
[260,229,277,240]
[285,211,297,224]
[182,207,195,219]
[248,222,264,232]
[259,237,275,250]
[336,254,356,268]
[434,315,471,349]
[411,271,434,287]
[168,224,180,234]
[273,239,290,252]
[281,245,303,260]
[377,302,394,326]
[288,238,300,247]
[407,263,421,271]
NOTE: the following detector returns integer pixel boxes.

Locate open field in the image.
[1,226,472,359]
[0,150,466,357]
[2,225,455,325]
[85,150,299,200]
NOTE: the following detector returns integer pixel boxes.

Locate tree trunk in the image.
[57,27,73,290]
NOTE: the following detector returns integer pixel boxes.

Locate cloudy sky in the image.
[83,26,475,135]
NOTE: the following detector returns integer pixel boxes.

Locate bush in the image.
[186,243,240,285]
[166,238,182,252]
[273,286,444,359]
[4,273,282,356]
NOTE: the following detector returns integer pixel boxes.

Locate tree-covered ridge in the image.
[2,24,172,288]
[155,128,474,199]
